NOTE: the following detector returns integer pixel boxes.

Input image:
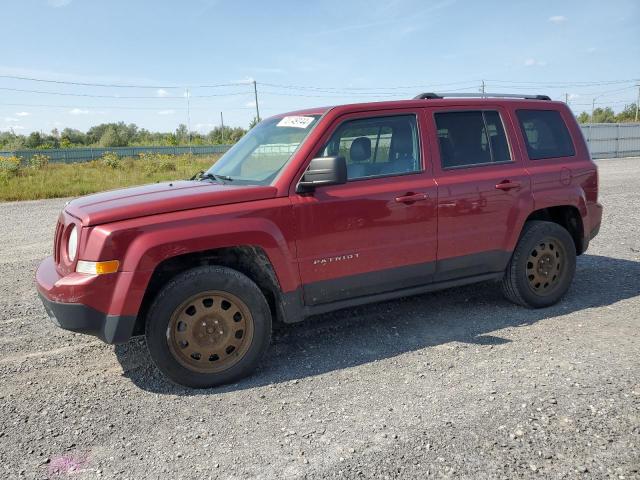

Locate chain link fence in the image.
[0,145,232,164]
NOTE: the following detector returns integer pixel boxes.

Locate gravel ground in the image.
[0,157,639,480]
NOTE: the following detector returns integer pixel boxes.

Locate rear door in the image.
[426,106,533,280]
[291,109,438,306]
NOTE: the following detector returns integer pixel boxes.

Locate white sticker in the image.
[277,116,315,129]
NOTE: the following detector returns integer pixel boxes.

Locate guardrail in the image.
[0,145,232,163]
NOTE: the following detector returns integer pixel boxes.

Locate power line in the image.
[486,79,637,87]
[569,99,635,106]
[0,86,251,99]
[258,85,479,98]
[0,74,247,89]
[0,101,269,111]
[0,86,181,99]
[1,73,637,96]
[259,80,480,92]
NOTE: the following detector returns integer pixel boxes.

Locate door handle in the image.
[395,192,429,203]
[495,180,521,191]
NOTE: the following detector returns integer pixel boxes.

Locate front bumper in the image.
[38,292,136,344]
[36,256,137,344]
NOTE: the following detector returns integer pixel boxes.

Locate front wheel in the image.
[145,266,272,388]
[502,221,576,308]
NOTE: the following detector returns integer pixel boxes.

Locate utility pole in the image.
[253,80,261,123]
[480,80,486,96]
[565,93,569,105]
[220,112,225,143]
[591,97,596,124]
[636,83,640,122]
[185,88,192,151]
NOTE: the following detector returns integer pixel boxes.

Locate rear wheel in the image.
[502,221,576,308]
[145,266,271,388]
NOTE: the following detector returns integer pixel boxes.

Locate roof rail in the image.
[414,92,552,101]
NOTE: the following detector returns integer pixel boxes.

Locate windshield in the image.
[206,114,321,185]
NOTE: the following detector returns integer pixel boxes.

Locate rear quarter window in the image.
[516,109,575,160]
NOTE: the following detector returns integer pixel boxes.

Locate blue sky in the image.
[1,0,638,134]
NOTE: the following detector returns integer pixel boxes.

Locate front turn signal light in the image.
[76,260,120,275]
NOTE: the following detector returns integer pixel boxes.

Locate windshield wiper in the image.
[191,171,234,183]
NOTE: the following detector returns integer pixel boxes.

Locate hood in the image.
[65,180,278,226]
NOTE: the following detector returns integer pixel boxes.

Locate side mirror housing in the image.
[296,156,347,193]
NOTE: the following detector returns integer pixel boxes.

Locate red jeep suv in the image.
[36,93,603,388]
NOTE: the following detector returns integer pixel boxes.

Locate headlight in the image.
[67,225,78,261]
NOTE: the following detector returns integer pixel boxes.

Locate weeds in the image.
[101,152,123,169]
[28,153,50,170]
[0,154,219,201]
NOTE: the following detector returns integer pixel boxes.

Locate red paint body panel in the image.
[66,181,278,226]
[290,107,438,304]
[424,104,534,263]
[36,97,603,332]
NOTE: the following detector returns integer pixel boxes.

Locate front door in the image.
[291,110,438,306]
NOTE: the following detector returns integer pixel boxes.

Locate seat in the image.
[379,127,416,175]
[348,137,372,179]
[490,134,510,162]
[438,135,455,168]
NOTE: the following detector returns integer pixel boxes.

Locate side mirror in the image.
[296,156,347,193]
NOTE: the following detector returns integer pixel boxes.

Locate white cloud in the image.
[568,93,580,100]
[245,101,256,108]
[47,0,72,6]
[524,58,546,67]
[157,110,175,115]
[548,15,567,24]
[3,124,25,131]
[15,111,30,117]
[69,108,89,115]
[4,117,19,122]
[156,88,169,97]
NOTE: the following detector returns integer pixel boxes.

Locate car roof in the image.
[271,97,562,120]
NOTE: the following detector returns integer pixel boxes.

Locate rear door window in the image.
[516,109,575,160]
[435,111,511,168]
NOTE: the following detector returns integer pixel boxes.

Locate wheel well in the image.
[133,246,283,336]
[525,206,585,254]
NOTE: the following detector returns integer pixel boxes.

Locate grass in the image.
[0,153,220,201]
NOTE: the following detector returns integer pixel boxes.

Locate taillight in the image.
[53,219,63,263]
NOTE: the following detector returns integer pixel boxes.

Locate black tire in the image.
[145,265,271,388]
[502,221,576,308]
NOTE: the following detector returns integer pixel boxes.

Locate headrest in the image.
[393,128,413,155]
[350,137,371,163]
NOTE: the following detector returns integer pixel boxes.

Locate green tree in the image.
[616,103,639,122]
[99,126,124,147]
[165,133,178,146]
[25,131,44,149]
[576,112,590,124]
[60,128,87,147]
[175,124,189,144]
[592,107,616,123]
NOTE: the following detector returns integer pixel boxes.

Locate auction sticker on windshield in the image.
[277,116,315,128]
